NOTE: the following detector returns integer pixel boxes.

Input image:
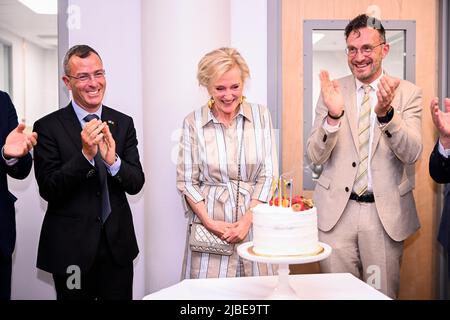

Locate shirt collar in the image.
[355,70,385,92]
[201,101,252,127]
[72,100,103,126]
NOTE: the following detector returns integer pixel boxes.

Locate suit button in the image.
[352,162,356,167]
[345,187,349,192]
[96,191,101,197]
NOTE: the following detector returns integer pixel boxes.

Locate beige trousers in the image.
[319,200,403,299]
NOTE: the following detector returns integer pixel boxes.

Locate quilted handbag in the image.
[188,118,244,257]
[189,222,234,256]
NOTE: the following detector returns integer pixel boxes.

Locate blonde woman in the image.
[177,47,278,279]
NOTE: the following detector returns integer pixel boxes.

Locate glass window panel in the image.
[0,40,12,94]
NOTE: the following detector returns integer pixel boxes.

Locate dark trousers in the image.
[53,229,133,300]
[0,251,12,300]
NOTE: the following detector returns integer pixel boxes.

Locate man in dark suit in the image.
[429,97,450,275]
[33,45,145,300]
[1,90,37,299]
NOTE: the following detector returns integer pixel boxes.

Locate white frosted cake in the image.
[251,203,320,256]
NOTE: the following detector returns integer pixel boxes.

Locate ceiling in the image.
[0,0,57,49]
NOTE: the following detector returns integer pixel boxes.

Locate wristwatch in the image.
[327,109,345,120]
[377,106,394,123]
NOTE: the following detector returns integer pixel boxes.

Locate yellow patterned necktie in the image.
[353,85,371,196]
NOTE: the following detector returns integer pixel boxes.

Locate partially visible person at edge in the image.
[307,14,422,299]
[0,90,37,300]
[429,97,450,276]
[177,47,278,278]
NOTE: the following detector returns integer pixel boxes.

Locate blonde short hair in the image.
[197,47,250,88]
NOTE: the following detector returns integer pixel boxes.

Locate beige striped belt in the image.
[202,180,256,205]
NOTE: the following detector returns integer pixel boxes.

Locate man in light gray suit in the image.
[307,14,422,299]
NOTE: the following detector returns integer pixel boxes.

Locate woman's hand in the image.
[204,219,235,239]
[186,197,234,238]
[222,211,252,243]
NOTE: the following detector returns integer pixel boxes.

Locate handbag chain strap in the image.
[234,116,244,221]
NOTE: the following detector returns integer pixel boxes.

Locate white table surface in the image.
[143,273,390,300]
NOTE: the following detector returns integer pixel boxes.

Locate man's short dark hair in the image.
[63,45,102,75]
[345,14,386,42]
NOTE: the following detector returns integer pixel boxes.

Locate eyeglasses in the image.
[345,42,385,57]
[66,70,106,82]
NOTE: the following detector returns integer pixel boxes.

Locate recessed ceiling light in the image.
[18,0,57,15]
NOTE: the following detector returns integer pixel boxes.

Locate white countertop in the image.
[143,272,390,300]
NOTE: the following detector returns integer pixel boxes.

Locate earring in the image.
[239,96,246,104]
[207,97,215,109]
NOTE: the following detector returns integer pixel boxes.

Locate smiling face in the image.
[346,27,389,84]
[62,52,106,112]
[208,66,244,120]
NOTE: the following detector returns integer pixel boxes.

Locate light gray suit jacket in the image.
[306,74,422,241]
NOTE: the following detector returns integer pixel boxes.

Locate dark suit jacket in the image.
[429,141,450,270]
[33,103,145,275]
[0,91,33,257]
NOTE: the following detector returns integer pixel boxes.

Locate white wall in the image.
[142,0,230,294]
[23,46,58,125]
[230,0,267,106]
[0,44,6,90]
[0,28,58,126]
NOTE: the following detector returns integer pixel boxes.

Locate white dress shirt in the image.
[322,73,387,193]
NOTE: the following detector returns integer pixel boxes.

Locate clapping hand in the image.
[319,70,344,123]
[375,75,400,116]
[81,118,105,160]
[3,123,37,158]
[98,123,116,165]
[81,119,116,165]
[430,97,450,148]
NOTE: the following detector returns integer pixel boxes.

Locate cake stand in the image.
[237,241,332,300]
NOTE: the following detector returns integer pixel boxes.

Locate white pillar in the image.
[231,0,268,106]
[141,0,230,293]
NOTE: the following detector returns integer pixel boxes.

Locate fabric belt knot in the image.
[84,114,111,222]
[202,180,256,206]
